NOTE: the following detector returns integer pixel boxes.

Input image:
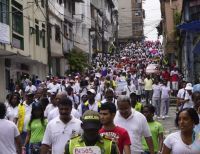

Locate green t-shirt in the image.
[26,119,47,143]
[142,121,164,152]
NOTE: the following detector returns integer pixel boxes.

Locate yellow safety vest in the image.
[134,102,143,112]
[68,136,112,154]
[17,102,26,133]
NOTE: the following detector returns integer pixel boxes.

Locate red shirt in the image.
[162,71,170,81]
[99,126,131,154]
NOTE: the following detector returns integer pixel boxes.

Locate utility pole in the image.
[46,0,52,75]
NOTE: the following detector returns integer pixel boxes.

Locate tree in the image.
[65,48,89,74]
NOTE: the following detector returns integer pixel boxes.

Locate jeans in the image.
[152,97,161,116]
[145,90,153,104]
[161,98,170,116]
[29,142,41,154]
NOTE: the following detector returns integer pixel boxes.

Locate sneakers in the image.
[165,115,170,118]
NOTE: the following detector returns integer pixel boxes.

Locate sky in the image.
[143,0,162,41]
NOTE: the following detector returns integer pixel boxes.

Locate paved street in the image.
[157,106,178,137]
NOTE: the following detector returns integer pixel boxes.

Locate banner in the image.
[0,23,10,44]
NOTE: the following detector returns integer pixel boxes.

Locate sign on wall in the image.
[0,23,10,44]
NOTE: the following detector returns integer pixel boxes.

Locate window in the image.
[135,11,141,16]
[41,0,44,8]
[55,25,61,43]
[35,19,39,45]
[0,0,9,24]
[12,33,24,49]
[12,7,23,35]
[69,27,73,40]
[58,0,62,5]
[42,23,45,48]
[68,0,72,13]
[64,24,68,38]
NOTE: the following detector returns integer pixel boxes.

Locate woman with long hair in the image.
[23,102,47,154]
[6,93,21,123]
[162,108,199,154]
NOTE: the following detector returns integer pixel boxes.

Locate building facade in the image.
[178,0,200,83]
[0,0,48,102]
[160,0,183,64]
[118,0,144,42]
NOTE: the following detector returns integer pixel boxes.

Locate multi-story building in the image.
[118,0,144,42]
[160,0,183,64]
[178,0,200,83]
[0,0,48,102]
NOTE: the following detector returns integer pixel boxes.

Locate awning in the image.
[193,41,200,54]
[177,20,200,32]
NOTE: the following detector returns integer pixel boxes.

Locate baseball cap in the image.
[82,110,101,129]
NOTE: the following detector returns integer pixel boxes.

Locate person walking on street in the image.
[99,103,131,154]
[41,96,82,154]
[0,103,22,154]
[142,105,164,154]
[162,108,200,154]
[160,81,171,119]
[144,75,153,104]
[23,102,47,154]
[114,95,154,154]
[152,80,161,118]
[64,110,119,154]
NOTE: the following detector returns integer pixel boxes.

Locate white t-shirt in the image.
[123,84,136,97]
[152,84,161,98]
[42,116,82,154]
[114,109,151,153]
[183,92,194,109]
[44,104,57,118]
[47,83,60,93]
[161,86,171,99]
[0,119,20,154]
[25,85,37,93]
[164,131,199,154]
[177,88,186,99]
[6,105,18,122]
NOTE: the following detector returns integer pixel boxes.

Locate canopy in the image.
[193,41,200,54]
[177,21,200,32]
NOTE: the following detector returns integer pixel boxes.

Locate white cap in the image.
[185,83,193,90]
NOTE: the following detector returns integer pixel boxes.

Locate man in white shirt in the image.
[123,78,136,97]
[152,80,161,117]
[77,89,101,116]
[41,96,82,154]
[114,95,154,154]
[0,103,22,154]
[47,79,60,93]
[25,81,37,93]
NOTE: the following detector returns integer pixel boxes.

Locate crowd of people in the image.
[1,40,200,154]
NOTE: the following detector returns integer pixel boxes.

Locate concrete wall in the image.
[0,59,6,103]
[118,0,133,39]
